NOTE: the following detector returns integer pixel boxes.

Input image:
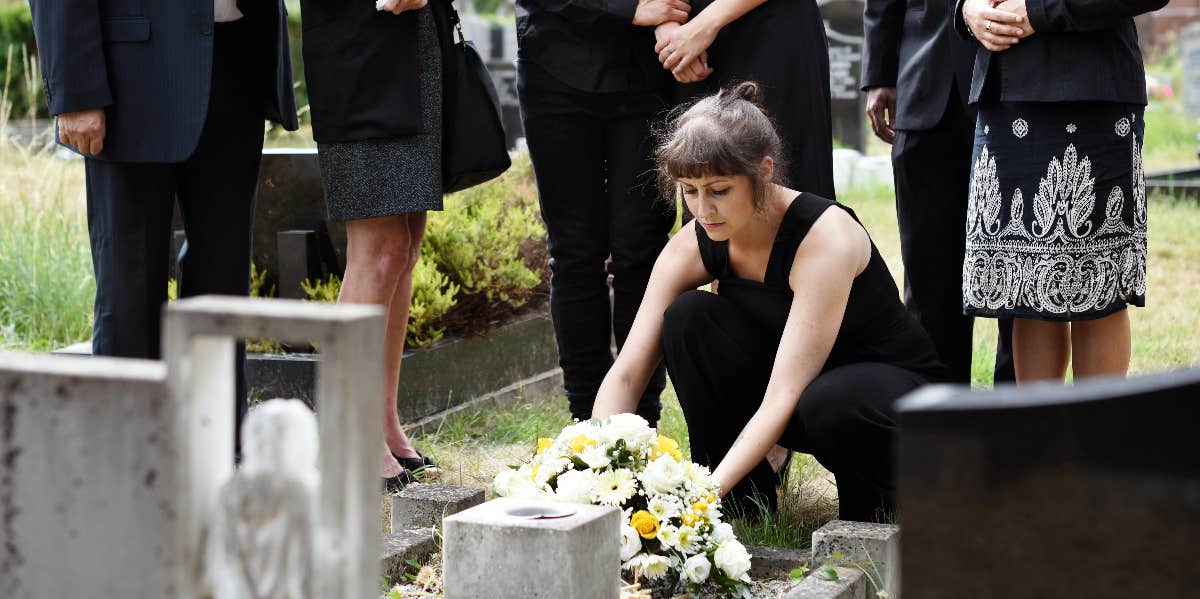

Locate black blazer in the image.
[862,0,976,131]
[300,0,425,143]
[515,0,669,94]
[28,0,298,163]
[952,0,1167,105]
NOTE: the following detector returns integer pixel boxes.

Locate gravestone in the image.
[442,498,620,599]
[0,354,175,599]
[391,483,485,530]
[896,369,1200,598]
[819,0,867,152]
[811,520,898,596]
[164,296,386,599]
[1180,23,1200,118]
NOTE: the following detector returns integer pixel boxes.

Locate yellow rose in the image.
[630,510,660,540]
[652,435,683,462]
[570,434,597,453]
[536,437,554,455]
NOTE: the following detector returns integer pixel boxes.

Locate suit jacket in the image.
[952,0,1167,104]
[862,0,976,131]
[299,0,424,144]
[515,0,669,94]
[28,0,299,163]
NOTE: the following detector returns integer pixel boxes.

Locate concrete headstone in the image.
[442,497,620,599]
[897,369,1200,598]
[1180,23,1200,117]
[391,483,485,530]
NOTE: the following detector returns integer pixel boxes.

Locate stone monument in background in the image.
[819,0,868,152]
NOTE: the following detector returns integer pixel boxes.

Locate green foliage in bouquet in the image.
[494,414,754,598]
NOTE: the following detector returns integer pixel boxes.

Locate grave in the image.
[896,369,1200,598]
[1180,23,1200,118]
[391,483,485,530]
[442,497,620,599]
[819,0,867,152]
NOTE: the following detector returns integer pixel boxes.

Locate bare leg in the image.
[1013,317,1071,383]
[1070,309,1131,380]
[339,214,422,478]
[381,213,427,460]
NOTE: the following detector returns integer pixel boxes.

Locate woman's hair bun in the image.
[732,81,760,103]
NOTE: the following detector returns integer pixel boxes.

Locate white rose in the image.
[601,413,657,448]
[493,468,520,496]
[710,521,735,544]
[683,554,712,584]
[713,541,752,580]
[579,445,612,470]
[554,469,596,504]
[639,455,686,494]
[619,525,642,561]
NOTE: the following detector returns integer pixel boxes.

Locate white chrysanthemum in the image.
[684,461,715,489]
[600,413,657,449]
[534,457,569,486]
[647,495,682,521]
[676,525,701,553]
[557,421,599,444]
[683,554,712,584]
[579,445,612,470]
[656,523,680,550]
[714,540,752,580]
[619,525,642,561]
[592,468,637,505]
[625,553,671,580]
[554,468,596,504]
[640,455,685,494]
[709,521,735,544]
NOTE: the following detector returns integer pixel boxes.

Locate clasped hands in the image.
[963,0,1034,53]
[635,0,715,84]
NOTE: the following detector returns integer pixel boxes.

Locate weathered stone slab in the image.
[164,296,386,599]
[783,566,867,599]
[381,529,440,584]
[897,369,1200,599]
[391,483,485,530]
[811,520,898,595]
[747,545,812,580]
[0,353,176,599]
[442,498,620,599]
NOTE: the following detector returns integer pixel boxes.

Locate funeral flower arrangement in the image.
[493,414,753,597]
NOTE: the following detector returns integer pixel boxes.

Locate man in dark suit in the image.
[28,0,298,429]
[862,0,1014,383]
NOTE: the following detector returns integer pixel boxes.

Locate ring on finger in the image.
[984,21,992,32]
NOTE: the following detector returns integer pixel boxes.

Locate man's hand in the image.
[58,108,106,156]
[634,0,690,27]
[378,0,428,15]
[865,87,897,144]
[962,0,1027,52]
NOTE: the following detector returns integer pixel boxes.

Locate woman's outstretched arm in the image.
[711,208,870,496]
[593,222,712,419]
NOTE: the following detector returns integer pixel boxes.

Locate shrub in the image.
[407,255,461,348]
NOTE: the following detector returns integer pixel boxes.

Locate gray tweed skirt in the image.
[318,6,443,222]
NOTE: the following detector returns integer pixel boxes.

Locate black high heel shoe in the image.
[391,450,439,479]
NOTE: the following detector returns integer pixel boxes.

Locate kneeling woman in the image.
[592,83,948,522]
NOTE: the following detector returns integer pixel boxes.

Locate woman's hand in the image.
[377,0,428,14]
[634,0,692,26]
[962,0,1028,52]
[655,18,718,78]
[657,22,714,83]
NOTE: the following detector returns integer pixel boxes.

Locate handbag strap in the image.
[445,0,466,46]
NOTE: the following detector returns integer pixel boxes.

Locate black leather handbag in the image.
[432,0,512,194]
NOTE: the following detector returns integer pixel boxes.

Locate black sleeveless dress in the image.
[660,192,947,522]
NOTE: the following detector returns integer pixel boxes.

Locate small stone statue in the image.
[200,399,320,599]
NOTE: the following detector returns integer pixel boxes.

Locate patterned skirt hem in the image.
[964,296,1144,322]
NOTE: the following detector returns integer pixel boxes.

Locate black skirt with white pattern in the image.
[963,101,1147,322]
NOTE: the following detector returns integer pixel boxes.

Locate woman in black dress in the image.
[593,84,947,521]
[956,0,1164,381]
[650,0,835,199]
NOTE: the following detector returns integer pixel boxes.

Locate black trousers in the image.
[662,290,928,522]
[892,88,1015,383]
[517,63,675,425]
[84,20,265,445]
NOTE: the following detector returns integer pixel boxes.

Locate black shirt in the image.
[696,192,950,381]
[515,0,670,93]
